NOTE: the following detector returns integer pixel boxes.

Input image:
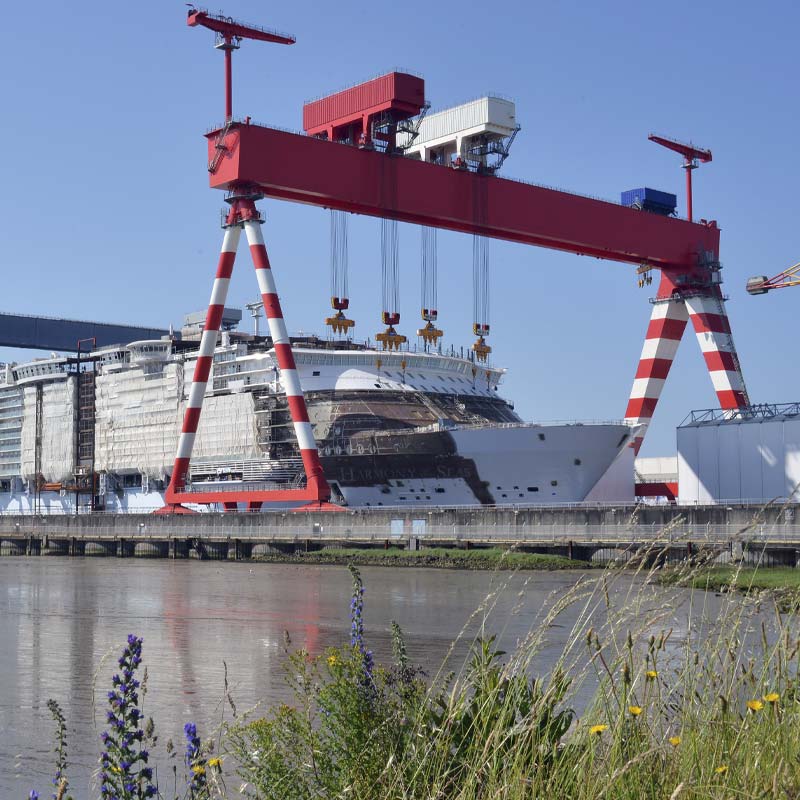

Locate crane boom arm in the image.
[208,122,719,271]
[187,9,295,45]
[747,263,800,294]
[648,134,712,163]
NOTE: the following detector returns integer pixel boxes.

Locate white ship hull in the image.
[0,334,636,513]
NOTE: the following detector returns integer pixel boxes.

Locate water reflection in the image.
[0,558,764,797]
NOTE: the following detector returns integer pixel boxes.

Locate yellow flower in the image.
[764,692,780,704]
[327,654,339,667]
[208,757,222,769]
[715,765,728,775]
[668,736,681,747]
[192,765,206,776]
[628,705,643,716]
[589,724,608,735]
[646,670,658,679]
[746,699,764,712]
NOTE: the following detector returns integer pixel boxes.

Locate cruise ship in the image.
[0,315,635,513]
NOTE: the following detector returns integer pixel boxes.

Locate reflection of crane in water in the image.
[160,564,325,704]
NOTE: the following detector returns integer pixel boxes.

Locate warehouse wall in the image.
[678,417,800,504]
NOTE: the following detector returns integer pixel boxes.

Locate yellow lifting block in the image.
[471,335,492,362]
[375,326,407,351]
[417,321,443,345]
[325,310,355,335]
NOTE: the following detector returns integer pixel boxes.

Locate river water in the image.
[0,558,751,797]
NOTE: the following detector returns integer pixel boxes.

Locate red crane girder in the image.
[207,123,719,271]
[187,9,295,45]
[648,134,712,164]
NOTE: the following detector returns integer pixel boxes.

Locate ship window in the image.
[435,487,445,494]
[538,433,546,441]
[518,494,524,498]
[399,496,406,501]
[527,486,539,492]
[397,480,405,486]
[374,383,381,388]
[513,486,519,490]
[574,458,581,465]
[501,493,507,498]
[551,480,558,486]
[312,371,320,376]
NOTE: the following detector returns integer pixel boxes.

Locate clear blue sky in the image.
[0,0,797,456]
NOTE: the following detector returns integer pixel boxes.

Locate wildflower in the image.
[746,699,764,712]
[327,653,339,667]
[208,757,222,769]
[646,670,658,679]
[99,635,156,799]
[715,765,728,775]
[764,692,780,704]
[589,724,608,735]
[29,791,39,800]
[628,705,643,716]
[185,721,207,793]
[669,736,681,747]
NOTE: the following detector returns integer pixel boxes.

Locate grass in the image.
[27,552,800,799]
[664,565,800,613]
[252,545,591,570]
[224,558,800,799]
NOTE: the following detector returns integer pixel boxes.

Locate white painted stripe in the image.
[629,377,665,399]
[294,421,317,452]
[639,336,681,361]
[186,380,207,409]
[198,329,220,357]
[281,368,303,397]
[254,265,278,296]
[692,331,733,354]
[650,299,688,322]
[221,225,242,253]
[176,431,197,459]
[209,277,230,308]
[708,369,744,393]
[243,219,265,247]
[266,316,290,346]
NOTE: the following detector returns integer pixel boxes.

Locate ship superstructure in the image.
[0,320,634,513]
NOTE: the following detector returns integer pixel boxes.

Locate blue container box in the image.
[621,187,677,213]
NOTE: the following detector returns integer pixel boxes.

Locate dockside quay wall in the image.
[1,503,798,547]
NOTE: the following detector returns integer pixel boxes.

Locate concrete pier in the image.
[0,502,797,565]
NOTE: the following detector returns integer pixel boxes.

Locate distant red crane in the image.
[648,134,712,223]
[187,7,295,121]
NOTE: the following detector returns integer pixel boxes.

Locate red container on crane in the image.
[303,72,425,145]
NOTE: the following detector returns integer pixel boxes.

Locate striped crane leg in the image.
[167,224,241,496]
[685,292,749,410]
[625,276,689,455]
[243,214,331,502]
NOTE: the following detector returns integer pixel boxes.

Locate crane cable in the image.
[325,210,354,336]
[376,218,406,350]
[471,234,491,362]
[418,227,443,348]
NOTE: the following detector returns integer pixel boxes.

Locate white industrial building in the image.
[677,404,800,504]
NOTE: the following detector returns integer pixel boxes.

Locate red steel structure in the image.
[304,72,425,149]
[648,134,712,223]
[166,9,749,511]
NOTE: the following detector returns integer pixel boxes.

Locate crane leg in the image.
[242,207,331,504]
[625,274,689,455]
[165,221,241,503]
[684,292,749,410]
